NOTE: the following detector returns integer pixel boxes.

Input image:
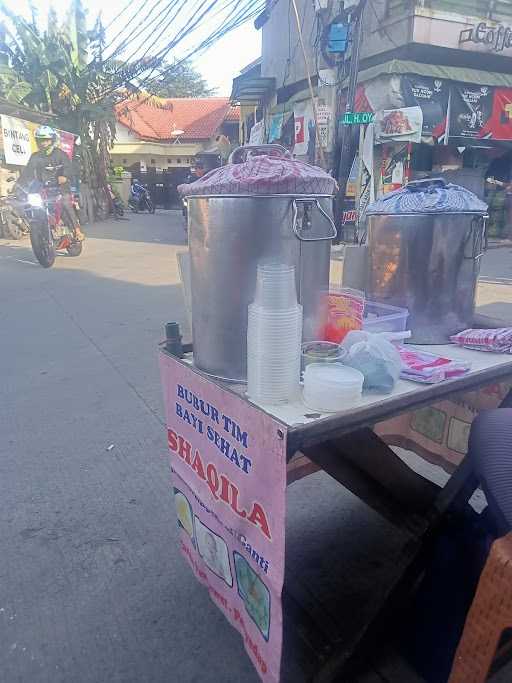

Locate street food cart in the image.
[160,146,512,682]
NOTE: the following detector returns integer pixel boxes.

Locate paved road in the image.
[0,213,510,683]
[0,212,260,683]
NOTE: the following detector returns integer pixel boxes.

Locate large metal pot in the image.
[188,193,336,381]
[366,179,487,343]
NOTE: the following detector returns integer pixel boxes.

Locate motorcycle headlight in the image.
[27,193,43,208]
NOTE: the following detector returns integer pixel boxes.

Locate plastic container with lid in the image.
[303,363,364,412]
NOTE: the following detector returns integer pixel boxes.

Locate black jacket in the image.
[20,147,73,190]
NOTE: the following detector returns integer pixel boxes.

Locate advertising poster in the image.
[159,354,287,683]
[449,84,494,140]
[380,143,411,194]
[375,106,423,144]
[401,75,449,142]
[449,85,512,142]
[1,115,75,165]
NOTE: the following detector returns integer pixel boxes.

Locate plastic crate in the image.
[363,301,409,333]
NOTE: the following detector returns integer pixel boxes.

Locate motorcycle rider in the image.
[19,126,85,241]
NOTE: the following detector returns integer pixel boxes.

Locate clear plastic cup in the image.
[254,263,298,310]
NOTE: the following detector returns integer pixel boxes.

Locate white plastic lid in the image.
[304,363,364,390]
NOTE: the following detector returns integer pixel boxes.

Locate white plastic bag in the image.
[342,331,401,393]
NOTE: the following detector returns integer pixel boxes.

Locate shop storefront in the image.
[334,62,512,238]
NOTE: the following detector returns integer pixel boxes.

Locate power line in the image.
[118,0,266,110]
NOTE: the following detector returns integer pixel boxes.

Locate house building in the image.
[112,97,239,208]
[234,0,512,236]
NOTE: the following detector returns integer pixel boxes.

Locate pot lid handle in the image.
[229,144,290,164]
[407,177,447,192]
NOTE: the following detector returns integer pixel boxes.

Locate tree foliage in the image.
[0,2,127,217]
[0,1,215,218]
[150,60,216,98]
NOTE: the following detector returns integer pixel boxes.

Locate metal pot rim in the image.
[184,193,334,200]
[367,211,487,217]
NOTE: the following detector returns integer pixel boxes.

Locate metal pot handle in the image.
[292,198,337,241]
[474,214,488,261]
[229,144,290,164]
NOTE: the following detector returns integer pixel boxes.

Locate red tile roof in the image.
[115,97,239,141]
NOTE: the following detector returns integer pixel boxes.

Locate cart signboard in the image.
[159,354,287,683]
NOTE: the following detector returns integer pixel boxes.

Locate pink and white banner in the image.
[159,354,287,682]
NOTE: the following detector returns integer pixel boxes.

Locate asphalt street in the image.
[1,211,511,683]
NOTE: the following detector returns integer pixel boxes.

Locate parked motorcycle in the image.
[107,183,125,218]
[128,185,155,214]
[0,176,30,239]
[20,181,83,268]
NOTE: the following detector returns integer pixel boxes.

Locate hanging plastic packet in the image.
[319,287,365,343]
[450,328,512,354]
[397,345,471,384]
[342,330,401,393]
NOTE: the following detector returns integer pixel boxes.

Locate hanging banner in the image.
[159,354,287,683]
[353,76,447,142]
[401,75,449,142]
[268,113,284,143]
[375,106,423,144]
[293,99,315,159]
[1,115,75,166]
[449,84,494,140]
[249,119,265,145]
[56,130,75,160]
[1,115,33,166]
[484,87,512,139]
[359,123,375,221]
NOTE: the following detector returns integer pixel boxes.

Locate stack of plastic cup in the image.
[247,263,302,405]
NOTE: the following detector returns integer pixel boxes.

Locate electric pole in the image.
[334,0,367,241]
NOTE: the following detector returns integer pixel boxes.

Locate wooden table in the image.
[166,346,512,682]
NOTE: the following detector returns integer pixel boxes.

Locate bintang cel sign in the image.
[459,22,512,53]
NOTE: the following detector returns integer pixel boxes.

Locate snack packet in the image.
[450,328,512,354]
[319,287,365,343]
[397,345,471,384]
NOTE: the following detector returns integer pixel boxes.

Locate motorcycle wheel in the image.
[116,205,124,217]
[147,198,155,214]
[67,241,83,257]
[30,224,56,268]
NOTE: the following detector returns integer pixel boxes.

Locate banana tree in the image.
[0,4,118,218]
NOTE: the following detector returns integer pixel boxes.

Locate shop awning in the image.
[230,75,275,106]
[354,59,512,88]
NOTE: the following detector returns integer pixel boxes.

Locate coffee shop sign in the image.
[459,22,512,53]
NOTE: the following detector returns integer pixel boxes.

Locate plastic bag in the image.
[342,331,401,393]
